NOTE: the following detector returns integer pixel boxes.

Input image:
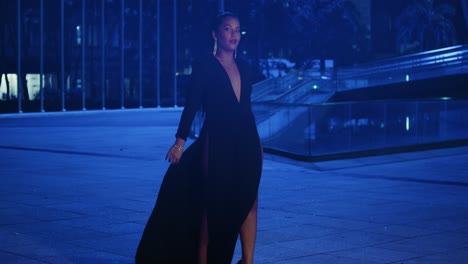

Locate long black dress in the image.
[135,55,263,264]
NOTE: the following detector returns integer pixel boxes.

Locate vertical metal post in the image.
[383,102,387,146]
[415,102,419,143]
[61,0,65,111]
[308,106,311,156]
[173,0,177,107]
[347,103,352,150]
[101,0,106,110]
[441,101,447,140]
[139,0,143,108]
[40,0,44,112]
[121,0,125,109]
[218,0,224,12]
[82,0,86,110]
[17,0,23,113]
[156,0,160,108]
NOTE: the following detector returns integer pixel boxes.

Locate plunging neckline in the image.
[213,56,242,104]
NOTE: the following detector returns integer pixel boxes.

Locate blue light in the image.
[313,84,318,89]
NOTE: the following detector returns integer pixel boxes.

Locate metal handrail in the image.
[337,45,468,79]
[333,45,468,91]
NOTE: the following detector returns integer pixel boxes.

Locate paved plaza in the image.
[1,109,468,263]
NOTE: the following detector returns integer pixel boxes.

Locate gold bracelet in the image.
[173,145,183,151]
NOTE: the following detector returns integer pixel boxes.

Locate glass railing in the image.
[274,78,335,104]
[334,45,468,91]
[251,71,307,102]
[254,99,468,159]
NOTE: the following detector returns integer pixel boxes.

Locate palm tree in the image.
[285,0,367,65]
[396,0,458,53]
[461,0,468,32]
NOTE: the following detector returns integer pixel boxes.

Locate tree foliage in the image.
[396,0,458,53]
[239,0,369,66]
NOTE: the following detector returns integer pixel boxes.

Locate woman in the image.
[135,12,263,264]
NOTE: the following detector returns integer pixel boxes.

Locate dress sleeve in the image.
[175,59,204,140]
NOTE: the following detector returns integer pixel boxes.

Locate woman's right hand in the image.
[165,138,185,164]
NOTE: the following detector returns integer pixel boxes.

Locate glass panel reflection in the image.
[253,99,468,158]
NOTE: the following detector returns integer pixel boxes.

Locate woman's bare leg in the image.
[239,197,258,264]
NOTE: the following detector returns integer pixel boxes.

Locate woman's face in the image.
[212,16,241,54]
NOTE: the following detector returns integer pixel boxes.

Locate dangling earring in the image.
[234,49,237,59]
[212,40,217,56]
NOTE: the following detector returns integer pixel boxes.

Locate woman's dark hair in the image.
[211,11,239,31]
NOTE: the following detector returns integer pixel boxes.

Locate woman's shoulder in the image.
[188,56,215,79]
[191,55,217,69]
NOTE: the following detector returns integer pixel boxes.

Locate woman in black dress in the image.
[135,12,263,264]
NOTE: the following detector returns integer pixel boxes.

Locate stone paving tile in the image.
[278,215,383,232]
[40,251,133,264]
[333,154,468,184]
[64,233,140,258]
[44,203,142,218]
[2,241,94,260]
[257,215,317,231]
[455,226,468,235]
[96,211,150,226]
[0,215,39,226]
[45,216,137,230]
[0,232,42,248]
[256,224,350,246]
[272,253,379,264]
[79,222,145,236]
[0,200,15,208]
[1,194,80,208]
[21,208,85,222]
[36,227,113,243]
[271,230,403,254]
[258,210,340,230]
[1,111,468,264]
[377,232,468,255]
[256,229,312,246]
[3,220,113,241]
[404,215,468,232]
[0,250,47,264]
[364,224,438,238]
[251,244,317,263]
[396,246,468,264]
[328,246,422,263]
